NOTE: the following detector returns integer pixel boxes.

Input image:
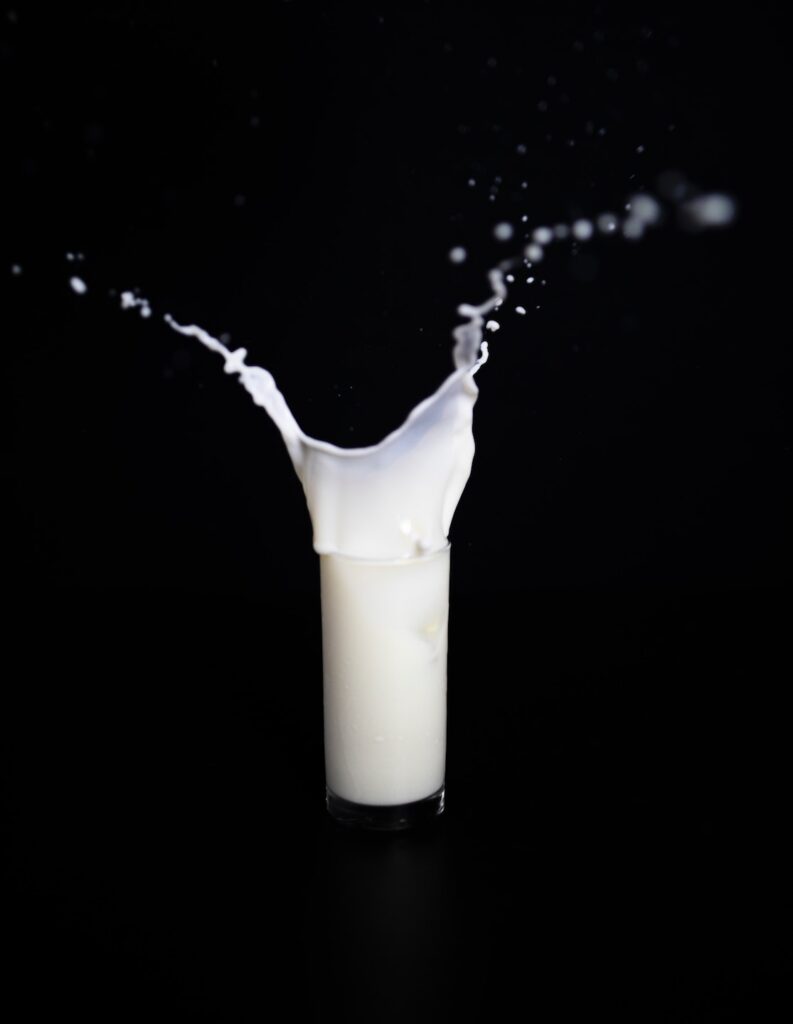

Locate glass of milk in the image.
[156,182,736,831]
[162,270,502,829]
[164,300,493,830]
[320,543,450,829]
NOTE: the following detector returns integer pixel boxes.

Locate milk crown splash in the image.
[147,187,734,561]
[164,267,505,560]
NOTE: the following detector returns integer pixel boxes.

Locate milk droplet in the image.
[493,222,514,241]
[525,243,544,262]
[10,263,22,275]
[533,226,553,244]
[572,219,594,240]
[449,247,467,264]
[485,320,500,332]
[120,290,152,317]
[629,194,661,224]
[680,193,737,228]
[69,276,87,294]
[597,213,619,234]
[622,217,645,240]
[554,224,570,239]
[515,306,527,315]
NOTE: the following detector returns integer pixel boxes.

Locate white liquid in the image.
[164,267,504,561]
[321,546,450,805]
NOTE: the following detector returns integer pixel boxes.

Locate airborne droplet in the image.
[572,219,594,240]
[679,193,737,229]
[597,213,619,234]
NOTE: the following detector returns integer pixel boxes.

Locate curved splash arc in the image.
[163,269,504,560]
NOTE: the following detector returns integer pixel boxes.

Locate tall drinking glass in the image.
[320,543,450,829]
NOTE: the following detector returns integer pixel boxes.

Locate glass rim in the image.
[318,540,451,566]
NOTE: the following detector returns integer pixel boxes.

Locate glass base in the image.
[325,785,445,831]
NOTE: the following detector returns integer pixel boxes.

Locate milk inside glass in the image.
[321,545,450,806]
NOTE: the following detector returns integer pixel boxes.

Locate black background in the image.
[2,3,790,1020]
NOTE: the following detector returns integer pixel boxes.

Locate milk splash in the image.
[68,185,725,564]
[163,267,501,560]
[155,187,732,563]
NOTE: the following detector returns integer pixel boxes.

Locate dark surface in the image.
[2,4,790,1021]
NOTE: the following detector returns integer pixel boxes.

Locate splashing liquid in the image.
[142,185,735,811]
[163,268,502,561]
[158,188,733,564]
